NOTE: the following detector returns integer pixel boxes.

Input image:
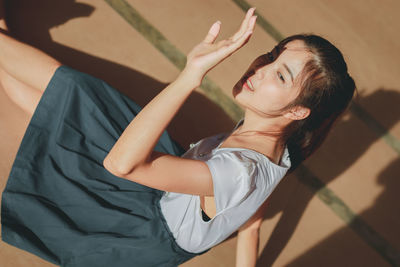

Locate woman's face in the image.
[233,40,312,118]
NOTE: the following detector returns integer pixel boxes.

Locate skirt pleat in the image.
[1,65,208,267]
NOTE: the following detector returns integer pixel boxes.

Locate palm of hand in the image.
[184,8,257,79]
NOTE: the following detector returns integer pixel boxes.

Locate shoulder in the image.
[204,150,262,194]
[205,149,260,177]
[206,147,291,188]
[203,150,261,210]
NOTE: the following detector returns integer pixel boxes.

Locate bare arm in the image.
[236,198,270,267]
[103,9,257,197]
[104,71,198,175]
[236,228,260,267]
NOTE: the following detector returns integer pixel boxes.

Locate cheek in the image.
[255,83,289,111]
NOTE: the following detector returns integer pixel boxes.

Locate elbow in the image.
[103,157,131,176]
[103,156,117,174]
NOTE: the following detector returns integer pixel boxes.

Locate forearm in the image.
[104,70,200,174]
[236,229,260,267]
[104,8,257,175]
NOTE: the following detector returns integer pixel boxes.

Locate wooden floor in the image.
[0,0,399,266]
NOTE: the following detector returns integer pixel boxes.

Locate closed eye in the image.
[277,71,285,82]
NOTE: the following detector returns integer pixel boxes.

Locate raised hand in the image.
[182,7,257,85]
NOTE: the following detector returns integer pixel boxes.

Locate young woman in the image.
[0,5,356,267]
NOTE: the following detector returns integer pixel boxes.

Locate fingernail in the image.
[216,20,221,24]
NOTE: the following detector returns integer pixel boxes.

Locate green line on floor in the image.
[103,0,243,121]
[350,102,400,154]
[296,165,400,266]
[231,0,285,41]
[104,0,400,265]
[232,1,400,156]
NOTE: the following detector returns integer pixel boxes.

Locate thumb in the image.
[203,21,221,44]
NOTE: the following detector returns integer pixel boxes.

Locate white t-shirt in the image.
[159,119,291,253]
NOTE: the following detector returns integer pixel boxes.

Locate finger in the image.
[219,16,256,55]
[232,7,256,41]
[234,13,257,42]
[248,15,257,33]
[228,15,256,47]
[232,15,257,43]
[203,21,221,44]
[231,8,254,41]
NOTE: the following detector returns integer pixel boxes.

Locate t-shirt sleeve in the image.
[204,150,258,212]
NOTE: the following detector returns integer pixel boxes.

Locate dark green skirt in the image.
[1,65,210,266]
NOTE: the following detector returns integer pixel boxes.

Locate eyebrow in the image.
[283,63,294,83]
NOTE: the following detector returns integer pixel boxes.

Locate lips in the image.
[243,78,255,91]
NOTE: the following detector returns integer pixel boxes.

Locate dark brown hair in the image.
[241,34,357,174]
[275,34,356,173]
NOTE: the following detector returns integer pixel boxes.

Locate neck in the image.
[241,109,288,136]
[234,109,289,155]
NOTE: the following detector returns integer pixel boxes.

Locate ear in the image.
[283,105,310,120]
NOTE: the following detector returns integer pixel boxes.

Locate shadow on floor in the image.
[255,87,400,266]
[286,157,400,267]
[4,1,400,266]
[6,0,236,150]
